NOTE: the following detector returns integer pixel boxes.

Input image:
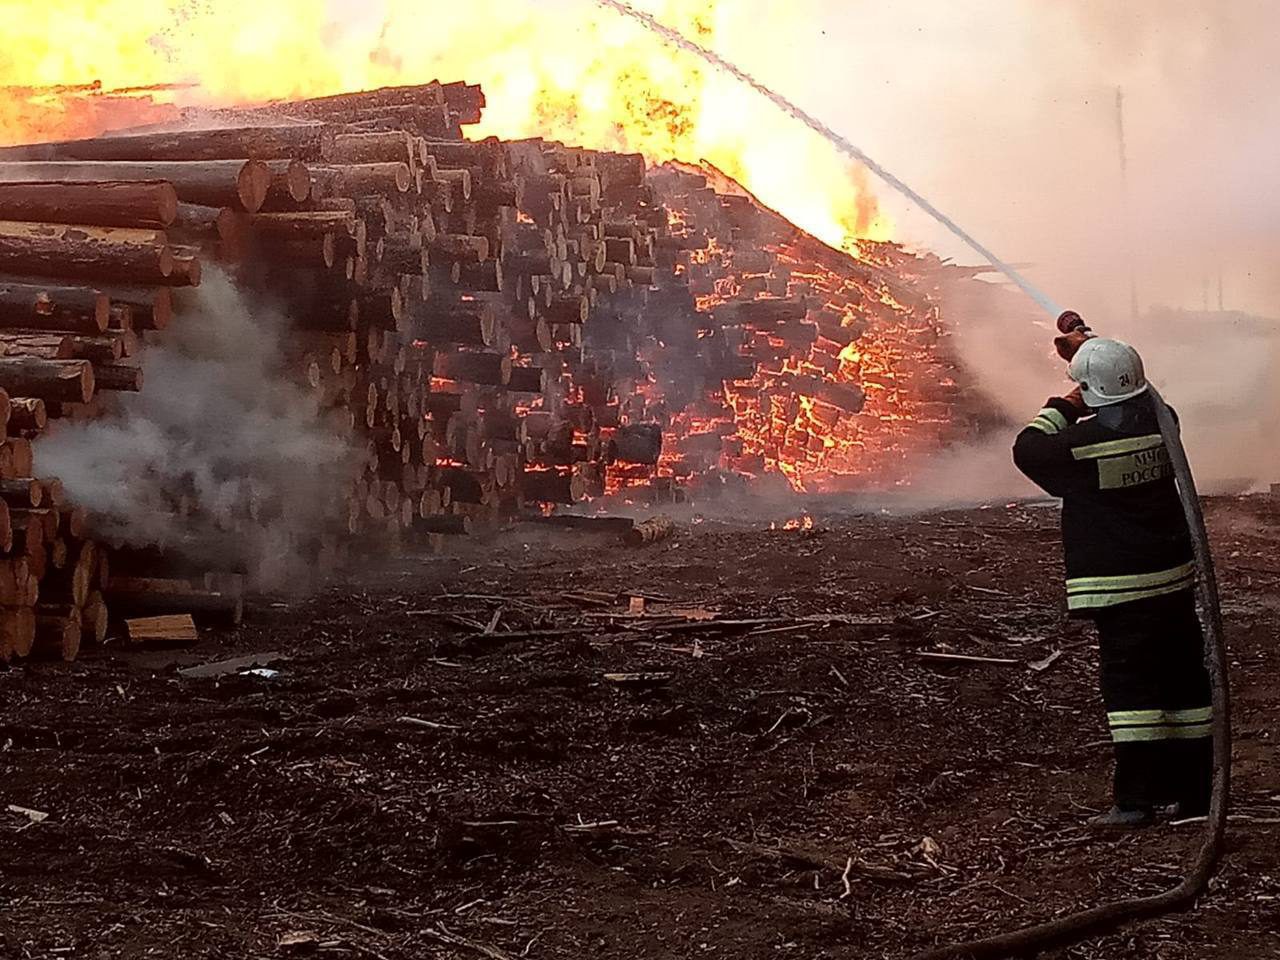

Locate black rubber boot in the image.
[1088,806,1156,830]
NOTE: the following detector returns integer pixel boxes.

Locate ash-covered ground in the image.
[2,496,1277,959]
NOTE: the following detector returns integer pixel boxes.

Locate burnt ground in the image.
[1,495,1278,960]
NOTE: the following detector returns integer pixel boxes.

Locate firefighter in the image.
[1012,325,1213,828]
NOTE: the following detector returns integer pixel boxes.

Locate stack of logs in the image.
[49,81,704,542]
[0,79,1002,662]
[646,164,994,493]
[0,179,191,661]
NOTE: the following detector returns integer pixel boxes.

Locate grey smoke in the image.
[34,271,358,588]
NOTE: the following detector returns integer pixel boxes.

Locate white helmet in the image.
[1068,337,1148,407]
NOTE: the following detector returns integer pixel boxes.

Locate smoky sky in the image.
[681,0,1280,322]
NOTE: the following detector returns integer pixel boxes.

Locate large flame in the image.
[0,0,890,250]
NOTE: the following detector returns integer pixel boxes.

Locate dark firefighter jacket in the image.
[1012,394,1194,617]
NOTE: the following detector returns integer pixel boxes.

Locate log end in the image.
[2,607,36,660]
[287,160,312,203]
[156,182,180,228]
[171,254,202,288]
[238,160,272,214]
[79,361,96,403]
[157,244,176,279]
[92,292,110,333]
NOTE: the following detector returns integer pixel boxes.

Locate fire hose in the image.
[915,317,1231,960]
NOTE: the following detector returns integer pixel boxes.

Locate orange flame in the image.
[0,0,890,251]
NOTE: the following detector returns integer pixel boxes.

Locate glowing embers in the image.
[770,514,814,531]
[706,248,953,493]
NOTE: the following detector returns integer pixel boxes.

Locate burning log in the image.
[506,365,548,393]
[438,467,491,505]
[0,222,174,285]
[0,78,997,658]
[519,468,585,505]
[714,298,809,328]
[0,180,179,229]
[433,350,511,386]
[0,160,273,212]
[779,374,866,415]
[608,423,664,465]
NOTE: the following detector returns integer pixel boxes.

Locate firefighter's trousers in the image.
[1093,588,1214,812]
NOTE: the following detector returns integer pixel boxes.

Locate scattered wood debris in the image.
[126,613,198,647]
[625,515,675,546]
[7,804,49,824]
[177,651,287,679]
[603,672,673,688]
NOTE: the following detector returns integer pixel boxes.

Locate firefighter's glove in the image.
[1058,386,1089,414]
[1054,329,1096,362]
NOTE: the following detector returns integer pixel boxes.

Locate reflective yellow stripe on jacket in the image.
[1107,706,1213,742]
[1027,407,1070,435]
[1070,434,1164,460]
[1066,562,1196,612]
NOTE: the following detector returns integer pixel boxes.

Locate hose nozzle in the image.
[1057,310,1089,335]
[1055,310,1095,361]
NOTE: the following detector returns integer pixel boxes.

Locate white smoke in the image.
[34,271,359,588]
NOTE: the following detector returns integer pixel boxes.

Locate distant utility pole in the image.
[1115,88,1140,321]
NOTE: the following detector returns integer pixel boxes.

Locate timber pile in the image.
[0,179,187,661]
[644,163,994,493]
[0,78,1003,662]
